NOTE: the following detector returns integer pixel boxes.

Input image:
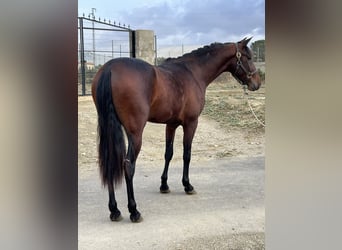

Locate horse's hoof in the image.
[160,184,170,193]
[130,211,143,223]
[185,189,197,195]
[184,185,196,195]
[160,187,170,193]
[110,211,123,221]
[160,189,170,193]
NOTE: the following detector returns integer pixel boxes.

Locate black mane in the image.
[162,42,230,64]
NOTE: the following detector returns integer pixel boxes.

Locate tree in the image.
[251,40,265,62]
[156,57,166,65]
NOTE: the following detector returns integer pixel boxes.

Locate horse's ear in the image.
[239,37,253,46]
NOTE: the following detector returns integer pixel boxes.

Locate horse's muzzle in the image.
[248,83,260,91]
[247,74,261,91]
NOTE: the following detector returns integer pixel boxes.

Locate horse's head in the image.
[231,37,261,91]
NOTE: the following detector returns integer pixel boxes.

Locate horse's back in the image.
[108,57,154,92]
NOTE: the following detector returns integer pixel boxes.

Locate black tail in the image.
[95,67,126,187]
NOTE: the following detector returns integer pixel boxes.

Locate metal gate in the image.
[78,15,135,96]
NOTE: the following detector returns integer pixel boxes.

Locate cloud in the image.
[119,0,264,46]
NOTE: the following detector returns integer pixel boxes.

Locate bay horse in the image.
[91,37,261,223]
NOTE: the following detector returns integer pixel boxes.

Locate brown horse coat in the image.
[92,38,261,222]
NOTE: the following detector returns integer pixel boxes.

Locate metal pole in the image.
[90,8,96,64]
[79,18,86,96]
[112,40,114,58]
[129,30,136,58]
[154,35,157,65]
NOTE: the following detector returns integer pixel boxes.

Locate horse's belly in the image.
[147,102,182,124]
[148,110,176,124]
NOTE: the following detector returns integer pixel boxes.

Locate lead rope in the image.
[243,85,266,127]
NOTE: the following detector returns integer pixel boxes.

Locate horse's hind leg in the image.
[124,133,143,223]
[108,183,122,221]
[160,124,178,193]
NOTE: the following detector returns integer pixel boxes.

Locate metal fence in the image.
[78,15,135,95]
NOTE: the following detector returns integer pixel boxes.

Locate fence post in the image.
[79,17,86,96]
[154,35,157,65]
[129,30,136,58]
[134,30,155,64]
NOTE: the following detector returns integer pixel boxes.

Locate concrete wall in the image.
[134,30,155,65]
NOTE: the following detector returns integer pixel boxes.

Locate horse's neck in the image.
[187,45,235,87]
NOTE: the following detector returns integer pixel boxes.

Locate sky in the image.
[78,0,264,57]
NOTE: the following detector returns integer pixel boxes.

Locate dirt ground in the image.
[78,79,265,249]
[78,78,265,178]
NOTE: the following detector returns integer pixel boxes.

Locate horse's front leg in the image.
[160,124,178,193]
[182,120,198,195]
[124,133,143,223]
